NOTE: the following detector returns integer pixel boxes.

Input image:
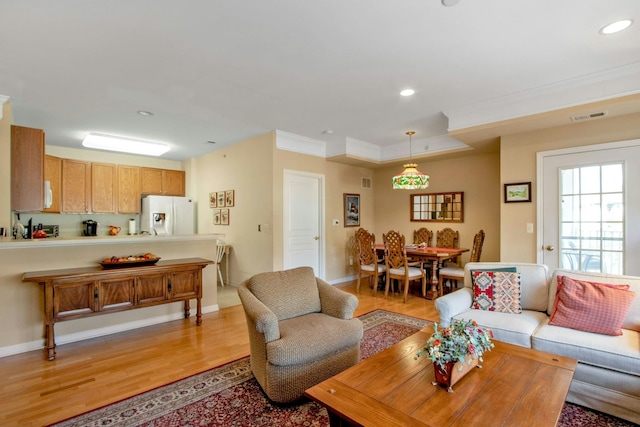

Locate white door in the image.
[283,170,324,277]
[538,139,640,275]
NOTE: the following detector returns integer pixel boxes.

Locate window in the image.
[410,192,463,222]
[560,163,623,274]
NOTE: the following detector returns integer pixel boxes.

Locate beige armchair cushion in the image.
[248,267,321,320]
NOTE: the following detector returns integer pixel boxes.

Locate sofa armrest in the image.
[317,279,359,319]
[237,281,280,342]
[434,287,473,327]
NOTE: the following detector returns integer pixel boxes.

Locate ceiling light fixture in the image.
[392,131,429,190]
[82,133,171,156]
[400,89,415,97]
[600,19,633,34]
[137,110,154,116]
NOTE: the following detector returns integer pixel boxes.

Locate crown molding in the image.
[444,62,640,131]
[275,129,326,158]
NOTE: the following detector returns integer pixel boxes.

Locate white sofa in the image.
[435,262,640,424]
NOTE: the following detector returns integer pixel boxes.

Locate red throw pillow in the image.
[549,275,636,335]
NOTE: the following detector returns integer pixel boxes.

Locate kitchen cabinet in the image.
[43,155,62,213]
[11,125,45,212]
[117,165,141,214]
[61,159,91,213]
[23,258,213,360]
[91,162,117,213]
[141,167,185,196]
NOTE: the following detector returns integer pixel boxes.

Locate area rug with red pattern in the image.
[51,310,636,427]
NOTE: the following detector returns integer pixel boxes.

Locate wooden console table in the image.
[23,257,213,361]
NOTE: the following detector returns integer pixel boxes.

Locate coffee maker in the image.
[83,220,98,236]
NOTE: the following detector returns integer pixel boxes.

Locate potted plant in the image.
[415,318,494,392]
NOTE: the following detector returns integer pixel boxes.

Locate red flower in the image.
[468,344,476,354]
[444,329,452,336]
[433,339,441,347]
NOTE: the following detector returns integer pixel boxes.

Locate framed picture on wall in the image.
[344,193,360,227]
[217,191,226,207]
[504,182,532,203]
[209,192,217,208]
[225,190,235,207]
[221,208,230,225]
[213,209,221,225]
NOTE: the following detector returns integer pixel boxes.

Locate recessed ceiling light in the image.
[400,89,415,97]
[137,110,154,116]
[600,19,634,35]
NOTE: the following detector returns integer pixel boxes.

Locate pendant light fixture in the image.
[392,131,430,189]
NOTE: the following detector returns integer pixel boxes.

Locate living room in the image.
[1,2,639,425]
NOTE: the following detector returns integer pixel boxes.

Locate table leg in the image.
[196,297,202,325]
[184,299,191,319]
[425,259,440,300]
[45,323,56,361]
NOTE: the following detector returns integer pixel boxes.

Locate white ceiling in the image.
[1,1,639,162]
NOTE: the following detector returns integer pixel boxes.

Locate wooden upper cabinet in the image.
[118,165,141,214]
[11,125,45,212]
[43,155,62,213]
[140,167,185,196]
[91,163,117,213]
[164,169,185,196]
[61,159,91,213]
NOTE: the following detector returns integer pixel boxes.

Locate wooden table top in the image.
[305,328,577,427]
[374,244,469,260]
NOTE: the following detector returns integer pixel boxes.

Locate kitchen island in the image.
[0,234,221,359]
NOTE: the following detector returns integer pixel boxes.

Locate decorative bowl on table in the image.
[99,253,160,269]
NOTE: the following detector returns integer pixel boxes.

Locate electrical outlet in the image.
[526,223,534,233]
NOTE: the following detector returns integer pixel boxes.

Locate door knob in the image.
[314,236,320,240]
[545,245,554,251]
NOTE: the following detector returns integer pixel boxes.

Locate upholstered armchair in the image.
[237,266,363,403]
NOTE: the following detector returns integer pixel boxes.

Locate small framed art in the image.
[213,209,221,225]
[217,191,226,207]
[344,193,360,227]
[225,190,235,207]
[220,208,229,225]
[504,182,531,203]
[209,192,217,208]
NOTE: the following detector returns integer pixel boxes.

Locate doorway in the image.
[282,170,325,278]
[538,139,640,275]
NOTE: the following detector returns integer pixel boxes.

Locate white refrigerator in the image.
[141,195,196,235]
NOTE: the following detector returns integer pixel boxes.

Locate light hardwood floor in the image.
[0,281,439,427]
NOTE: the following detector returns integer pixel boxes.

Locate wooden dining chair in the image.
[383,230,426,303]
[355,228,386,295]
[436,227,460,266]
[413,227,433,246]
[438,229,485,296]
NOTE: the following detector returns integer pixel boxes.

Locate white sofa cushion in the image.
[453,308,548,348]
[549,270,640,332]
[533,319,640,376]
[464,262,550,311]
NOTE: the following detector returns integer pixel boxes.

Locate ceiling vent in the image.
[361,177,372,189]
[571,111,608,122]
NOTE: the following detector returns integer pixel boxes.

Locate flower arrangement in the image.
[416,318,494,370]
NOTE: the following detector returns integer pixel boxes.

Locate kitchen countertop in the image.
[0,233,222,250]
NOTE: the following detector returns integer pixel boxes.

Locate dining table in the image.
[375,244,469,299]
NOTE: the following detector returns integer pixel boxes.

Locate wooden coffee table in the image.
[305,327,577,427]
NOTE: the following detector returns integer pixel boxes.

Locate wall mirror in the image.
[410,192,464,222]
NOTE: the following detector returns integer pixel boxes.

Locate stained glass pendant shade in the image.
[392,131,430,189]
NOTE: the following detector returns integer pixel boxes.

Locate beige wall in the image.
[1,101,13,233]
[272,148,375,282]
[193,132,275,285]
[500,112,640,262]
[373,151,501,265]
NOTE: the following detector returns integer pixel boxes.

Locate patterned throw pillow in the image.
[549,275,636,336]
[472,271,522,313]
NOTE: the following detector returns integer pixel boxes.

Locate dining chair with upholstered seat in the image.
[436,227,460,266]
[355,228,386,295]
[413,227,433,246]
[438,229,485,296]
[383,230,426,303]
